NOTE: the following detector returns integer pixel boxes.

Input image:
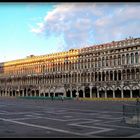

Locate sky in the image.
[0,2,140,63]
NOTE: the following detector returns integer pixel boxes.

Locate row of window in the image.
[1,70,139,86]
[0,52,139,75]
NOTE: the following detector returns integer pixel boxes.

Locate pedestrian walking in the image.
[61,95,64,102]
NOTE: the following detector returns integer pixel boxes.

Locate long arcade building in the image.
[0,37,140,99]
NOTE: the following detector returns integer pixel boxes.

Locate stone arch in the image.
[31,90,35,97]
[55,87,65,96]
[40,92,44,97]
[106,87,113,91]
[66,88,71,97]
[72,88,77,98]
[84,86,90,98]
[123,86,130,98]
[106,87,113,98]
[132,86,139,98]
[123,86,130,90]
[92,87,97,98]
[44,88,49,97]
[99,87,105,98]
[115,87,122,98]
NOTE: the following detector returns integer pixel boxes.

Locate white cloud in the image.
[30,3,140,50]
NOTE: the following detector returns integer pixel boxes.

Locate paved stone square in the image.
[0,97,139,138]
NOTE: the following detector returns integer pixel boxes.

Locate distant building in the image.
[0,37,140,99]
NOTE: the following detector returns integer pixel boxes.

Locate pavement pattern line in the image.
[0,117,94,138]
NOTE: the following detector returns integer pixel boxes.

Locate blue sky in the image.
[0,3,140,63]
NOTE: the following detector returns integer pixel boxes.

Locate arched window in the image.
[106,56,108,66]
[135,52,139,64]
[95,58,97,67]
[131,53,134,64]
[126,54,129,64]
[98,58,101,67]
[110,56,112,66]
[118,55,121,65]
[102,57,105,67]
[114,55,116,66]
[122,54,125,64]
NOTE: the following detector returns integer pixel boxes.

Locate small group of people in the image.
[50,94,64,102]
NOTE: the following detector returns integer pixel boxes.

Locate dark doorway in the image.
[132,90,139,98]
[13,90,15,96]
[115,89,121,98]
[92,87,97,97]
[24,88,26,96]
[99,90,105,98]
[31,90,35,96]
[45,93,48,97]
[107,90,113,98]
[50,92,54,97]
[66,90,70,97]
[72,90,77,97]
[79,90,83,98]
[85,87,90,97]
[123,90,130,98]
[36,90,39,96]
[20,90,22,96]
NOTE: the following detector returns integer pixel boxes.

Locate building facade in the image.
[0,37,140,99]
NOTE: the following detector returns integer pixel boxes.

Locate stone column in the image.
[113,90,115,98]
[83,87,85,98]
[89,86,92,98]
[22,90,24,97]
[101,72,102,82]
[70,89,72,98]
[48,92,50,97]
[97,87,99,98]
[105,90,107,98]
[130,90,133,98]
[90,73,92,82]
[104,72,106,81]
[116,72,118,81]
[77,73,78,83]
[121,89,124,98]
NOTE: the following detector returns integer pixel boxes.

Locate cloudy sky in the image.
[0,2,140,62]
